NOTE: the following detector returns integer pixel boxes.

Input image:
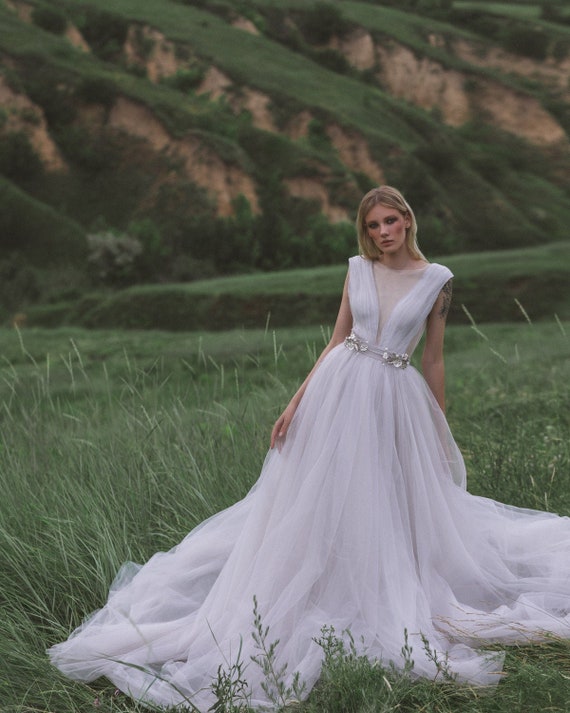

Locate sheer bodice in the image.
[348,255,452,355]
[373,261,429,353]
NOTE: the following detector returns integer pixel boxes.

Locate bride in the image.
[49,186,570,710]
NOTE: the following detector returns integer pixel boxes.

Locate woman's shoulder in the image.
[347,255,369,273]
[428,262,454,280]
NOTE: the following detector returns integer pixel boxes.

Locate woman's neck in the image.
[380,249,421,270]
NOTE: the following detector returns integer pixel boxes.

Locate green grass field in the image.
[1,318,569,712]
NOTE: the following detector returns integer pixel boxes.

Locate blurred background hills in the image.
[1,0,569,328]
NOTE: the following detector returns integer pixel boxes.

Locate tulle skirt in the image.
[48,344,570,709]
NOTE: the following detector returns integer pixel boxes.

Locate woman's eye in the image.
[368,222,379,229]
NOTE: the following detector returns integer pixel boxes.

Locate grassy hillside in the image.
[0,0,569,322]
[25,242,570,330]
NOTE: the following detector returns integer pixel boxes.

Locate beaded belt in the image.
[344,332,410,369]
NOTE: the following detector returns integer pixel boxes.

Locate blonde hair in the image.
[356,186,426,262]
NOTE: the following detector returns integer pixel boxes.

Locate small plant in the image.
[250,595,306,709]
[87,231,143,286]
[419,633,456,682]
[209,637,252,713]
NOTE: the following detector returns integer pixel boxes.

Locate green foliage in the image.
[0,176,87,267]
[1,0,570,286]
[75,77,119,109]
[541,2,570,26]
[296,2,353,45]
[0,131,43,182]
[162,66,206,92]
[310,47,351,74]
[24,242,570,331]
[77,7,130,61]
[31,5,67,35]
[87,231,143,286]
[209,636,251,713]
[251,595,306,706]
[0,253,40,318]
[20,62,76,129]
[503,25,549,59]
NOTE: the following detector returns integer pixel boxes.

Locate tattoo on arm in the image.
[438,279,453,319]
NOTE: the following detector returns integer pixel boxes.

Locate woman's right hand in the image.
[270,401,298,451]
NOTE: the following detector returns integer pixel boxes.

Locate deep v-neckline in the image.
[369,261,433,346]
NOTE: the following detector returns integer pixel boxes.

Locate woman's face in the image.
[365,204,410,256]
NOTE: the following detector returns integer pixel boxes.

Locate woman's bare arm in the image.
[421,279,452,413]
[270,273,353,448]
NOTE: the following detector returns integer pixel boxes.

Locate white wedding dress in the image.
[48,257,570,710]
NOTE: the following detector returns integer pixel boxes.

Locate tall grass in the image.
[0,320,569,711]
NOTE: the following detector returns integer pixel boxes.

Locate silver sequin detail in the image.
[344,333,409,369]
[344,333,369,353]
[380,348,409,369]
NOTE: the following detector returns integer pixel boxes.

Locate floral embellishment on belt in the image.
[344,332,369,353]
[344,332,409,369]
[380,349,410,369]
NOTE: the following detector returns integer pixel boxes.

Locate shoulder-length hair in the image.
[356,186,426,262]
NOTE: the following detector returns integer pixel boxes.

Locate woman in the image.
[49,187,570,710]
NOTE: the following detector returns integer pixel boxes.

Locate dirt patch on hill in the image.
[65,24,90,52]
[286,110,314,140]
[123,25,179,82]
[109,97,171,150]
[197,66,233,100]
[232,16,259,35]
[197,67,277,132]
[326,124,384,184]
[108,97,258,215]
[375,41,566,146]
[0,76,67,171]
[4,0,32,22]
[453,38,570,99]
[240,88,276,132]
[177,138,259,216]
[284,177,349,223]
[330,28,375,70]
[473,78,566,146]
[376,43,470,126]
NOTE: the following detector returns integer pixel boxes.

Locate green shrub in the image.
[21,64,76,128]
[0,132,43,182]
[0,176,87,267]
[297,2,352,45]
[503,27,549,60]
[127,218,171,280]
[414,143,460,177]
[162,67,206,92]
[446,9,505,41]
[0,254,40,317]
[552,38,570,61]
[75,77,118,109]
[31,6,67,35]
[79,8,129,61]
[311,48,351,74]
[87,231,143,286]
